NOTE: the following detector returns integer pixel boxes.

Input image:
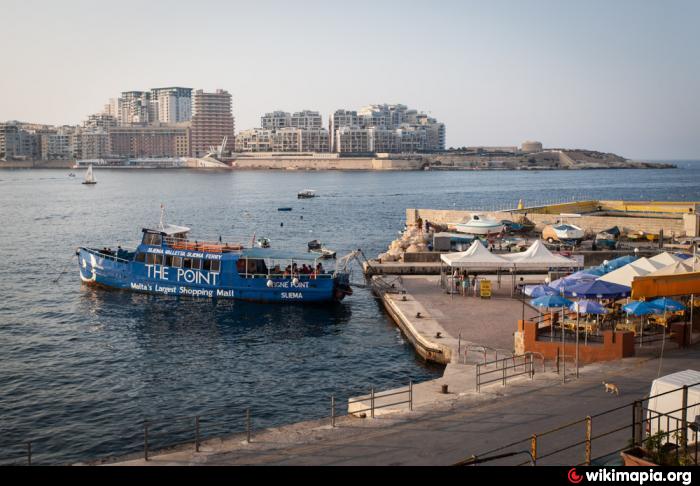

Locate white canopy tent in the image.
[646,260,694,277]
[649,252,684,267]
[598,263,648,287]
[499,239,579,269]
[631,257,666,273]
[440,239,579,297]
[440,239,513,268]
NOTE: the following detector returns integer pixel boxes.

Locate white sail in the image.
[84,165,96,184]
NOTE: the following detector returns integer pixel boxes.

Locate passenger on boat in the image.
[316,262,324,274]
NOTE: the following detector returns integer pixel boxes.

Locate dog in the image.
[603,381,620,396]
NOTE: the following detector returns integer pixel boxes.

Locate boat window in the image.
[191,258,202,270]
[135,252,146,263]
[143,233,162,246]
[204,260,221,272]
[171,256,183,268]
[183,258,192,269]
[146,253,163,265]
[165,255,173,266]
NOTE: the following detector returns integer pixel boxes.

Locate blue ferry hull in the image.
[78,244,350,304]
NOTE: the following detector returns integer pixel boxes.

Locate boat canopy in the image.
[240,248,321,261]
[143,224,191,236]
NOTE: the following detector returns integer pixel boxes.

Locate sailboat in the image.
[82,164,97,185]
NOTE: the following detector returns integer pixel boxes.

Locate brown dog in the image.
[603,381,620,396]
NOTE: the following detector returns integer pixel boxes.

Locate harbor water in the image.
[1,162,699,464]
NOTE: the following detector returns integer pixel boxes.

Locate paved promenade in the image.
[102,345,699,466]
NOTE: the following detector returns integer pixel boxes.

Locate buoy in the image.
[280,222,284,227]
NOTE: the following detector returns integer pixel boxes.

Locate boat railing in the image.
[240,273,335,280]
[82,247,131,264]
[163,235,245,253]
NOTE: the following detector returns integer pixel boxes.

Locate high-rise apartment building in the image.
[151,87,192,124]
[109,125,190,158]
[190,89,234,157]
[118,91,151,125]
[332,104,445,153]
[261,111,291,130]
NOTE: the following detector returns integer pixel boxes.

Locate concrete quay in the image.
[345,275,538,418]
[97,347,700,466]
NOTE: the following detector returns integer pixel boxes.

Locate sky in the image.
[1,0,699,160]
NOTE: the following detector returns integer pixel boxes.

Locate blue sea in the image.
[0,162,698,464]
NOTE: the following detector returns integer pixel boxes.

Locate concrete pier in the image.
[347,275,538,417]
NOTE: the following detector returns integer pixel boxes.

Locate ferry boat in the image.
[77,224,353,303]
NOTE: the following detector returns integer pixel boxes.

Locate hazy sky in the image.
[2,0,699,159]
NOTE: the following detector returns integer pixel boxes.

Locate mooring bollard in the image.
[331,395,335,428]
[246,408,251,443]
[195,416,200,452]
[143,422,149,461]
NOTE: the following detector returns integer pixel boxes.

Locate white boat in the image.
[453,214,504,235]
[297,189,316,199]
[542,223,584,243]
[82,164,97,185]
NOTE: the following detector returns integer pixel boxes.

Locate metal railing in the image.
[80,247,131,264]
[476,353,534,392]
[340,381,413,425]
[2,379,418,465]
[456,380,700,466]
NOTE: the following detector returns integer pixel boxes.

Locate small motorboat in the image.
[595,226,620,249]
[256,237,271,248]
[453,214,504,235]
[542,223,584,244]
[277,207,293,212]
[307,239,335,258]
[311,247,336,259]
[297,189,317,199]
[82,164,97,185]
[68,173,76,178]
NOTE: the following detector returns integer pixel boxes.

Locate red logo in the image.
[568,468,583,484]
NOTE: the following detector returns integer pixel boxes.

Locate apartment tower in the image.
[190,89,234,157]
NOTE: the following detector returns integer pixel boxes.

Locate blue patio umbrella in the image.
[531,295,573,343]
[570,300,608,315]
[530,295,573,308]
[622,301,659,316]
[648,298,686,312]
[565,279,631,299]
[570,299,608,346]
[525,284,558,298]
[550,272,597,292]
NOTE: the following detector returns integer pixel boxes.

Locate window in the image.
[135,252,146,263]
[183,258,192,269]
[191,259,202,270]
[165,255,173,267]
[204,260,221,272]
[171,256,183,268]
[146,253,163,265]
[143,233,162,246]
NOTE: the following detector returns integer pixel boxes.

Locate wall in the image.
[516,320,635,364]
[232,157,423,171]
[407,208,692,237]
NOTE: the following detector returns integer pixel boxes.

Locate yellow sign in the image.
[480,280,492,299]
